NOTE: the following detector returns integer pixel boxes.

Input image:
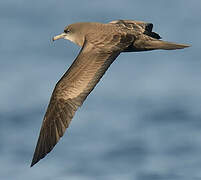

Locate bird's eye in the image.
[64,29,70,33]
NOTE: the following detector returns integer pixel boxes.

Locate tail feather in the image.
[123,39,190,52]
[145,40,190,50]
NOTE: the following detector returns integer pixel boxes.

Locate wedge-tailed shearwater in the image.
[31,20,190,167]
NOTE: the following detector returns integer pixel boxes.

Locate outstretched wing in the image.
[31,41,123,167]
[109,19,161,39]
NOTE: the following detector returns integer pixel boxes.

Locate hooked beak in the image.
[52,33,66,41]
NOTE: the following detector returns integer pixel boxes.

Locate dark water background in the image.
[1,0,201,179]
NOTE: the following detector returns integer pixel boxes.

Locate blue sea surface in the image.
[1,0,201,179]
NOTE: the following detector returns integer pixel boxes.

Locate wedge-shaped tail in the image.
[141,40,190,50]
[125,39,190,52]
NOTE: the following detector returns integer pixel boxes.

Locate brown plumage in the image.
[31,20,190,167]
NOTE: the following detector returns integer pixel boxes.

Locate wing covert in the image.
[109,19,161,39]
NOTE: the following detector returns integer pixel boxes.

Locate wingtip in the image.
[30,156,38,167]
[30,162,35,167]
[30,163,34,167]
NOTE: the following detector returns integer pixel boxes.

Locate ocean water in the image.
[1,0,201,179]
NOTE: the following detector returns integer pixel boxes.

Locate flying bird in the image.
[31,20,190,167]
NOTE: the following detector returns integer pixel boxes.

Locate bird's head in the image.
[52,23,87,47]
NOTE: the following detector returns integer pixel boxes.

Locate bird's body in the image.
[31,20,190,167]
